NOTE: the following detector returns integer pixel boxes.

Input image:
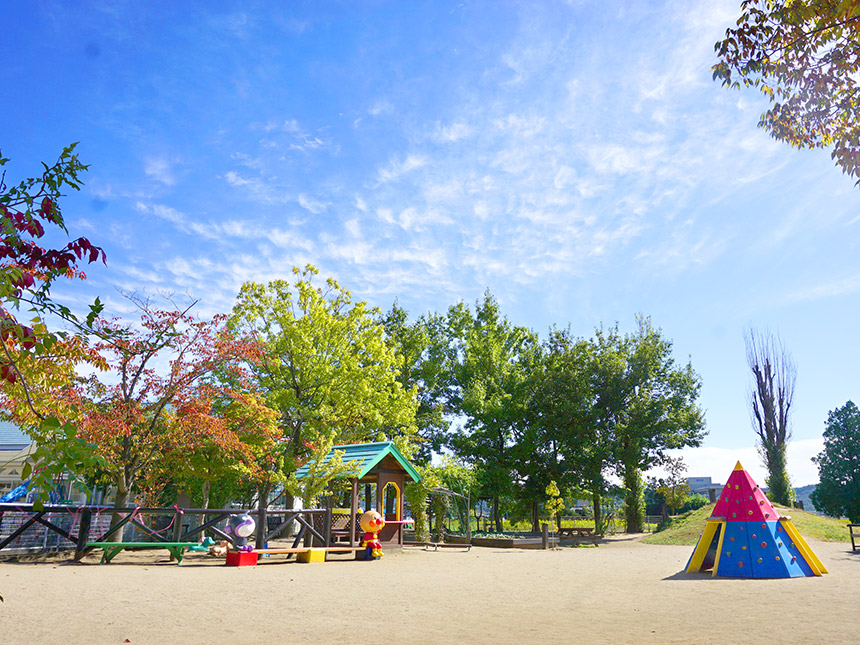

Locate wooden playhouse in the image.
[295,441,421,549]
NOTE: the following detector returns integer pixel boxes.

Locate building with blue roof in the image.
[0,421,35,500]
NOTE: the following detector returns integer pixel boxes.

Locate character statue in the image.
[360,510,385,560]
[225,513,256,552]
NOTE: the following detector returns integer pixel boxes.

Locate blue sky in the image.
[4,1,859,487]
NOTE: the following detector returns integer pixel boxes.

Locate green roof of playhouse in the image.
[295,441,421,483]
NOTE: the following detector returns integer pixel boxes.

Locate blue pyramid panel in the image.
[718,522,815,578]
[774,521,814,577]
[717,521,752,577]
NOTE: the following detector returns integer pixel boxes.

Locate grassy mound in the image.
[642,503,851,545]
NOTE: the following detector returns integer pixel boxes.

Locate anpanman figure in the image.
[360,510,385,560]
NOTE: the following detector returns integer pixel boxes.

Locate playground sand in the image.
[0,536,857,645]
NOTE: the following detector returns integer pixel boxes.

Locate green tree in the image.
[525,329,610,531]
[745,328,796,506]
[653,456,691,521]
[713,1,860,182]
[228,266,419,506]
[447,292,537,533]
[380,303,449,464]
[811,400,860,522]
[609,317,706,533]
[404,464,440,542]
[545,480,564,532]
[404,458,477,541]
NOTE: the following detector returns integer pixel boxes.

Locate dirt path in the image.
[1,536,857,644]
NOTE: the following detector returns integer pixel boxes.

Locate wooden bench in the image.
[404,541,472,551]
[254,546,366,562]
[556,527,602,546]
[87,542,199,564]
[848,524,860,551]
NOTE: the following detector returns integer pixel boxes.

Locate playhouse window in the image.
[383,482,400,521]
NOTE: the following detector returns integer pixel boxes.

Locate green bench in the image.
[86,542,199,564]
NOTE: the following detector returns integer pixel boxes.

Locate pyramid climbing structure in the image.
[685,461,827,578]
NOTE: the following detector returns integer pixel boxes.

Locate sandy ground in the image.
[0,536,857,645]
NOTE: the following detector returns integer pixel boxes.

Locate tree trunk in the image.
[109,483,131,542]
[197,479,211,538]
[623,466,644,533]
[661,501,669,524]
[531,499,540,534]
[256,481,270,549]
[591,489,602,534]
[493,496,502,533]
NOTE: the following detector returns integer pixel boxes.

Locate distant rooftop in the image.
[0,421,31,451]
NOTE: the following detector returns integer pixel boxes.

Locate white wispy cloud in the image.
[297,193,329,214]
[784,273,860,304]
[144,157,178,186]
[262,118,328,152]
[376,154,427,184]
[433,121,472,143]
[369,100,394,116]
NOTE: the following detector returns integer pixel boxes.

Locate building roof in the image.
[0,421,31,451]
[295,441,421,483]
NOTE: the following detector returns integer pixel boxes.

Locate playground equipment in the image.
[225,513,255,551]
[686,461,827,578]
[360,510,385,560]
[0,503,334,561]
[295,441,421,550]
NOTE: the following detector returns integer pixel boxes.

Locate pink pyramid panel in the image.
[711,462,779,522]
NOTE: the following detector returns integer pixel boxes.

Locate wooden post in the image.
[542,523,549,550]
[466,493,472,542]
[172,508,183,543]
[74,507,92,561]
[256,482,269,550]
[324,504,332,547]
[350,479,359,547]
[169,507,184,562]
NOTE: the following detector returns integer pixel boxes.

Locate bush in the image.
[681,494,709,512]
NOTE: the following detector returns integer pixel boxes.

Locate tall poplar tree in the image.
[745,328,796,506]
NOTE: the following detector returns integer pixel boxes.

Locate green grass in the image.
[773,505,851,542]
[642,503,852,545]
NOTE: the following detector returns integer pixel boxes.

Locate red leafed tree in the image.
[1,143,106,390]
[66,300,268,538]
[0,144,108,510]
